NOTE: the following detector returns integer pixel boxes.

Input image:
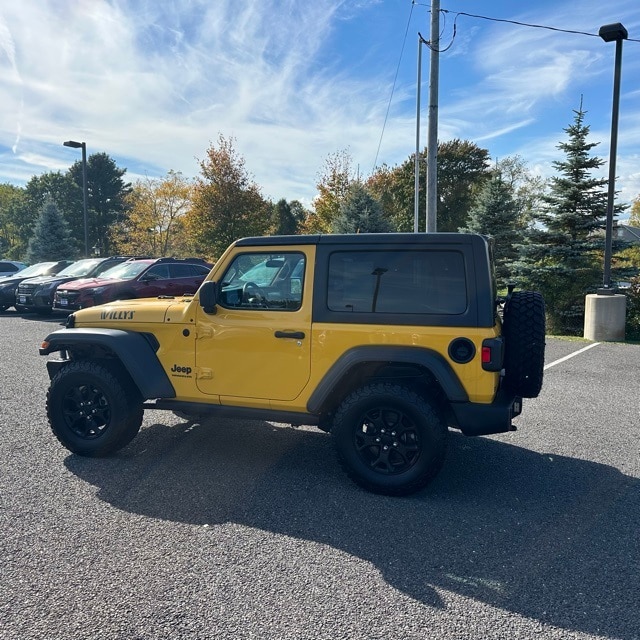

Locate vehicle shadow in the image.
[65,418,639,639]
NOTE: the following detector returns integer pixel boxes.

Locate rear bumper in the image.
[450,390,522,436]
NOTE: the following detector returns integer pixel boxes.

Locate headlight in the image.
[38,282,58,293]
[85,286,108,295]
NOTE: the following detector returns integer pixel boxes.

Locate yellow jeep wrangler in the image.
[40,233,545,495]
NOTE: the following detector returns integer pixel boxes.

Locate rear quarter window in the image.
[326,249,467,315]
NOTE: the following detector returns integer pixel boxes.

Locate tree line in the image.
[1,107,639,335]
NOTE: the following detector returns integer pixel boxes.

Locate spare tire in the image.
[502,290,545,398]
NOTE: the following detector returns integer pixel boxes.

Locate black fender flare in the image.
[40,328,175,400]
[306,345,468,413]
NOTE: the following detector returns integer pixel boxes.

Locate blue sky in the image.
[1,0,639,211]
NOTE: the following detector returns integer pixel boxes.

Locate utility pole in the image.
[414,34,424,233]
[426,0,439,232]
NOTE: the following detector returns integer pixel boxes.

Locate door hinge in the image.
[196,326,214,340]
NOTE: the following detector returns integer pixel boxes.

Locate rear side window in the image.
[190,264,211,277]
[327,250,467,315]
[169,264,195,278]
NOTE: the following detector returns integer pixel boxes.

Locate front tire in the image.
[46,361,143,457]
[332,383,447,496]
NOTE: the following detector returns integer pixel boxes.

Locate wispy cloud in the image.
[0,0,639,205]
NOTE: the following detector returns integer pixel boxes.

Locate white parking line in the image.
[544,342,601,370]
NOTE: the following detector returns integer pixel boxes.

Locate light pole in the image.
[598,22,628,294]
[63,140,89,257]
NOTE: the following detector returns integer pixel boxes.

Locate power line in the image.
[372,0,415,172]
[440,8,640,43]
[374,4,638,174]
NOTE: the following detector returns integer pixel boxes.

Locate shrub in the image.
[625,276,640,341]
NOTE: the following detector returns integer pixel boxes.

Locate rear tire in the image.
[47,361,143,456]
[502,290,546,398]
[332,383,447,496]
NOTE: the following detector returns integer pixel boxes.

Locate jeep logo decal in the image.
[171,364,192,376]
[100,310,135,320]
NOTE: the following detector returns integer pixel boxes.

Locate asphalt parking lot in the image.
[1,312,639,640]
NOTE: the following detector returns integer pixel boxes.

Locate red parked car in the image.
[53,257,212,311]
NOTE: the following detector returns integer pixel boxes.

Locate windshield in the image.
[13,262,57,277]
[99,261,152,280]
[57,259,105,278]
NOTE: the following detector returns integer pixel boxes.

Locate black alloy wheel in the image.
[47,360,143,457]
[332,382,447,496]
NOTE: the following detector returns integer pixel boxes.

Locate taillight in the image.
[481,338,503,372]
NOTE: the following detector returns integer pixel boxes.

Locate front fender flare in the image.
[40,328,175,400]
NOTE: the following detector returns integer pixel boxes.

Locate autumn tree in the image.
[184,135,271,260]
[615,196,640,270]
[113,171,193,257]
[0,184,27,259]
[366,140,491,232]
[26,198,78,262]
[304,149,355,233]
[495,155,547,229]
[366,162,414,232]
[437,139,492,231]
[630,196,640,227]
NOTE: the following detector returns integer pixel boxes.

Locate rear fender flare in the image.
[307,345,468,413]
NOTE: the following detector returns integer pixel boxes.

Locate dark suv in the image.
[52,257,212,311]
[15,256,147,315]
[0,261,73,312]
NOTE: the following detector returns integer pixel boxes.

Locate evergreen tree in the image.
[332,183,391,234]
[510,104,608,334]
[68,153,131,255]
[26,198,78,263]
[460,172,522,288]
[271,199,299,235]
[20,172,77,256]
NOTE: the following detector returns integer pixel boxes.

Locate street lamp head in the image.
[63,140,84,149]
[599,23,628,43]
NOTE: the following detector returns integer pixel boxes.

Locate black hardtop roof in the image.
[234,232,488,248]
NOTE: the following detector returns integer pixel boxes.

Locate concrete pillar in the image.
[583,293,626,341]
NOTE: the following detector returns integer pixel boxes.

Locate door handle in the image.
[274,331,305,339]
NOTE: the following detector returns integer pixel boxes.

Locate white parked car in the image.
[0,260,27,278]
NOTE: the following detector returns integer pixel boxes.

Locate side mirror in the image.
[199,280,218,314]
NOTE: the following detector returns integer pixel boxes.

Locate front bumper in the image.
[16,291,55,311]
